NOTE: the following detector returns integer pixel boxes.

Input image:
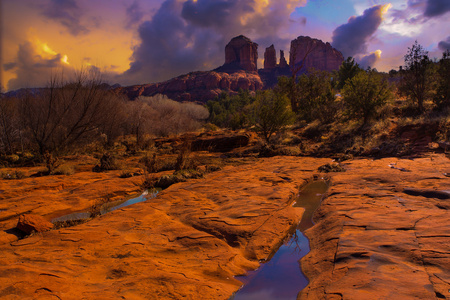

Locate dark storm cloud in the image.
[122,0,305,85]
[424,0,450,17]
[41,0,89,36]
[181,0,238,27]
[125,0,145,29]
[438,36,450,51]
[331,5,385,58]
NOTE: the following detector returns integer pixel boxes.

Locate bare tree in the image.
[0,97,22,154]
[20,69,117,155]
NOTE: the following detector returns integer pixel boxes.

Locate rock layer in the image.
[290,36,344,72]
[116,70,263,102]
[299,154,450,299]
[0,157,330,299]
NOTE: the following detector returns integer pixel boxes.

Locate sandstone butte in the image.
[116,35,344,102]
[0,154,449,299]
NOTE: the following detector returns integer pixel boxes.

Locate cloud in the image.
[5,40,74,90]
[121,0,307,85]
[331,5,389,58]
[424,0,450,18]
[438,36,450,51]
[41,0,89,36]
[358,50,382,69]
[125,0,145,29]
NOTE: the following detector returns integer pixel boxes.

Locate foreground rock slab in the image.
[0,157,329,299]
[300,154,450,300]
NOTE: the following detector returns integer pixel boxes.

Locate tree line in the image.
[0,70,209,159]
[206,42,450,142]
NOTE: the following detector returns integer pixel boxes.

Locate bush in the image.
[92,153,121,172]
[1,170,26,180]
[207,90,255,130]
[295,69,337,123]
[252,90,295,144]
[434,50,450,109]
[399,41,434,112]
[342,69,393,125]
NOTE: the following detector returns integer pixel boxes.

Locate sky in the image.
[1,0,449,92]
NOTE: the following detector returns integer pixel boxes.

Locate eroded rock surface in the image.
[0,157,330,299]
[299,154,450,299]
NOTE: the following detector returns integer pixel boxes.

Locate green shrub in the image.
[252,90,295,144]
[342,70,393,125]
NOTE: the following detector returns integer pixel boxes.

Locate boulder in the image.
[289,36,344,72]
[17,214,53,234]
[264,45,277,69]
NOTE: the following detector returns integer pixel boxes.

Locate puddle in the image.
[230,180,329,300]
[51,190,159,223]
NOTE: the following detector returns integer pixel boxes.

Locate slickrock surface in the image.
[0,157,330,299]
[300,154,450,300]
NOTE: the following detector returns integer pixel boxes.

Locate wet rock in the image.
[300,155,450,300]
[403,188,450,199]
[16,214,53,234]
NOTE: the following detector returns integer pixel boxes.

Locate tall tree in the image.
[336,57,361,90]
[434,49,450,109]
[400,41,433,112]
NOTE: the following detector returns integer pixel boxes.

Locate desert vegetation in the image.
[1,42,449,180]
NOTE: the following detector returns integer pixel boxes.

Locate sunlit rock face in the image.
[116,71,263,103]
[264,45,277,70]
[289,36,344,72]
[221,35,259,72]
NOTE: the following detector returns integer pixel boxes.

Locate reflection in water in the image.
[231,180,328,300]
[51,190,158,223]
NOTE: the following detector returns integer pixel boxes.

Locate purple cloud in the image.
[331,5,386,58]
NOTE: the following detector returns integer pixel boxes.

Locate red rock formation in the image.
[223,35,258,72]
[279,50,288,68]
[289,36,343,72]
[17,214,53,234]
[116,71,264,103]
[264,45,277,69]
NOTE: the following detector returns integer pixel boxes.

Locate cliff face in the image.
[117,35,345,102]
[264,45,277,69]
[116,71,263,103]
[289,36,344,72]
[219,35,259,72]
